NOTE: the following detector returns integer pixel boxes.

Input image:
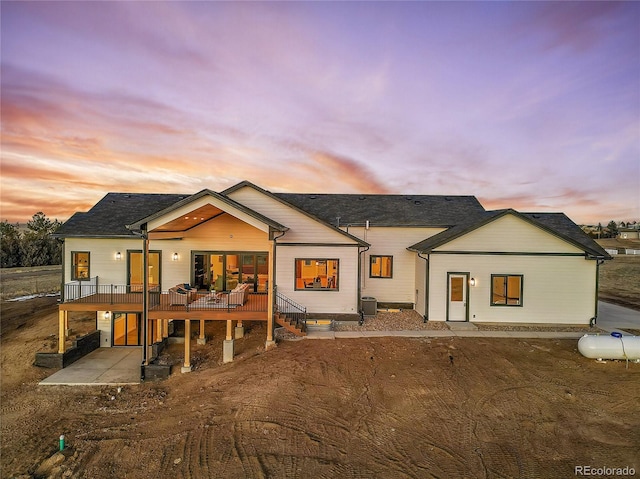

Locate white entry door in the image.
[448,273,468,322]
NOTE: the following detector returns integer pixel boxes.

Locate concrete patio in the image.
[39,348,141,386]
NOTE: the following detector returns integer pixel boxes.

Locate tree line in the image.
[0,213,62,268]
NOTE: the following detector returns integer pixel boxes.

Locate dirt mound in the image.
[2,298,639,478]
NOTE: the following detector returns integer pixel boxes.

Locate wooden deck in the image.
[60,292,269,321]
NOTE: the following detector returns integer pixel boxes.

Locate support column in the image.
[58,310,66,354]
[163,319,169,338]
[265,241,276,349]
[156,318,163,343]
[235,319,244,339]
[223,319,234,363]
[197,319,207,345]
[64,312,71,338]
[182,320,192,373]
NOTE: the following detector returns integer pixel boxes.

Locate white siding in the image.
[97,311,111,347]
[345,226,443,304]
[227,186,356,244]
[64,238,140,285]
[275,245,359,314]
[436,214,583,254]
[64,214,270,291]
[428,254,597,324]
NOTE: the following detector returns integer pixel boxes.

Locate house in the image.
[618,228,640,240]
[53,181,610,373]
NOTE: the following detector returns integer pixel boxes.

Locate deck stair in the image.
[275,290,307,337]
[275,312,306,336]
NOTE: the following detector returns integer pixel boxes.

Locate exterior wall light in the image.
[115,252,122,261]
[470,278,476,286]
[104,311,111,319]
[172,253,179,261]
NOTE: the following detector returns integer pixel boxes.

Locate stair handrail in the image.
[275,291,307,329]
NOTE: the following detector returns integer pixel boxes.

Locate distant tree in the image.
[0,221,23,267]
[21,212,62,266]
[607,220,619,239]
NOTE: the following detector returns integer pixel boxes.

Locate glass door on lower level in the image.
[113,313,141,346]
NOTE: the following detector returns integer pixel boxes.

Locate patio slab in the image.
[39,348,142,386]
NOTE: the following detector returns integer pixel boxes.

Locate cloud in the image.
[535,2,628,53]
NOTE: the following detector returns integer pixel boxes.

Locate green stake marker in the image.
[59,435,65,451]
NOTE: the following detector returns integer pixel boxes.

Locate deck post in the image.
[163,319,169,338]
[197,319,207,345]
[235,319,244,339]
[223,320,234,363]
[156,318,163,343]
[64,312,71,337]
[58,310,66,354]
[182,319,192,373]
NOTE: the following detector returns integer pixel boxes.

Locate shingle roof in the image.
[408,209,611,259]
[521,212,611,258]
[54,186,609,260]
[54,193,188,237]
[274,193,486,227]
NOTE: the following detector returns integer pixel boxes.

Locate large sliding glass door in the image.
[193,252,268,292]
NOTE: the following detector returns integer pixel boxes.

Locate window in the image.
[72,252,90,280]
[370,255,393,278]
[295,259,339,290]
[491,274,523,306]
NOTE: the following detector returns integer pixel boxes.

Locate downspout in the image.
[358,244,370,320]
[59,238,66,302]
[142,226,149,369]
[129,226,149,377]
[418,252,429,323]
[272,229,286,310]
[591,257,606,327]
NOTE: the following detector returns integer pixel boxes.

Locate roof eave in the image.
[126,188,288,233]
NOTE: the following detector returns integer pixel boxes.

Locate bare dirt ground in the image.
[2,296,639,479]
[598,255,640,311]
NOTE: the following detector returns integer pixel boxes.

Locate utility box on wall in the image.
[361,297,377,316]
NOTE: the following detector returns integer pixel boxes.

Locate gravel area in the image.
[622,328,640,336]
[276,309,608,336]
[474,323,606,333]
[335,310,448,331]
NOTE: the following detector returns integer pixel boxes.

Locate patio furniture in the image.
[168,284,197,305]
[228,283,251,305]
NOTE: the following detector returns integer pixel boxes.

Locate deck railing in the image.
[64,277,99,301]
[155,290,269,313]
[63,282,161,305]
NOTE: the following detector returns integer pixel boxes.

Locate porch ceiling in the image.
[151,204,223,232]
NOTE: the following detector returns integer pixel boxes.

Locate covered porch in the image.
[56,189,294,374]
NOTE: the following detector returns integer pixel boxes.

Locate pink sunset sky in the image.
[1,1,638,225]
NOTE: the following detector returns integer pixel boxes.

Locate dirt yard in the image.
[599,255,640,310]
[1,296,639,479]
